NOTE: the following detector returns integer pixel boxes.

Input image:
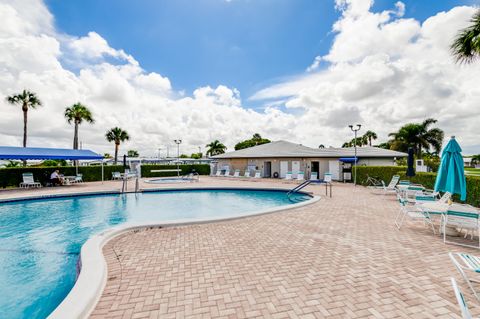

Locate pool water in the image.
[0,189,309,319]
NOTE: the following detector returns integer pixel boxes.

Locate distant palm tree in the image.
[451,9,480,63]
[6,90,42,147]
[105,127,130,164]
[363,130,378,146]
[206,140,227,156]
[388,118,444,157]
[342,142,352,148]
[64,103,94,150]
[318,144,325,148]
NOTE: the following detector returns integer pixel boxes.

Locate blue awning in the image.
[0,146,103,160]
[338,157,359,163]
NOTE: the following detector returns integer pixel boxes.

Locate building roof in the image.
[212,140,407,159]
[0,146,103,160]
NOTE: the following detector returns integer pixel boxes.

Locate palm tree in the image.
[64,103,94,150]
[363,130,378,146]
[388,118,444,157]
[451,9,480,63]
[206,140,227,156]
[6,90,42,147]
[342,141,352,148]
[105,127,130,164]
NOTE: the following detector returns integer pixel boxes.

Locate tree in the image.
[388,118,444,157]
[127,150,139,157]
[451,9,480,64]
[363,130,378,146]
[179,154,189,158]
[206,140,227,156]
[342,142,352,148]
[191,152,203,159]
[6,90,42,148]
[64,103,94,150]
[234,134,271,150]
[318,144,325,149]
[471,154,480,166]
[105,127,130,164]
[5,160,21,168]
[104,153,112,159]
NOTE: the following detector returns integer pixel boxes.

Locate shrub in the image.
[354,166,480,207]
[0,164,210,188]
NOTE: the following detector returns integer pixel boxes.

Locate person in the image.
[50,169,63,186]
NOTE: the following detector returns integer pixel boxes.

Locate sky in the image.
[1,0,480,157]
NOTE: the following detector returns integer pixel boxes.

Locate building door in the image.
[328,160,340,180]
[311,161,319,179]
[264,161,272,178]
[292,161,300,178]
[280,161,288,178]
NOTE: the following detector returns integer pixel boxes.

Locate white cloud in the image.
[252,2,480,153]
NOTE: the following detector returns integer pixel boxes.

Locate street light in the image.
[348,124,361,186]
[174,139,182,177]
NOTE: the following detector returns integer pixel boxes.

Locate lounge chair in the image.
[450,252,480,302]
[368,175,400,194]
[19,173,42,188]
[222,169,230,177]
[285,172,292,180]
[215,170,222,177]
[442,204,480,249]
[233,169,240,178]
[310,172,318,181]
[395,198,436,234]
[243,170,251,178]
[296,172,305,181]
[73,174,83,183]
[112,172,122,180]
[253,170,261,178]
[450,277,476,319]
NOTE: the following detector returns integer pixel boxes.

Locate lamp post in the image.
[174,139,182,177]
[348,124,361,186]
[157,148,162,159]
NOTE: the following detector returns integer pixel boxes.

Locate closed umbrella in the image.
[434,136,467,201]
[406,147,415,177]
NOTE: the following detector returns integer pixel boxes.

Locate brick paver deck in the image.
[85,180,480,318]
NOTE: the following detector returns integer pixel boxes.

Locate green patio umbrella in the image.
[434,136,467,201]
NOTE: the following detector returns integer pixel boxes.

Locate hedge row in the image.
[353,166,480,207]
[0,164,210,188]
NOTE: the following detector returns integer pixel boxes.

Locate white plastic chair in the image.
[112,172,121,180]
[310,172,318,181]
[253,170,261,178]
[74,174,83,183]
[442,204,480,249]
[285,172,292,180]
[20,173,41,188]
[243,170,251,178]
[395,199,436,234]
[368,175,400,194]
[451,277,476,319]
[222,169,230,177]
[233,169,240,177]
[296,171,304,181]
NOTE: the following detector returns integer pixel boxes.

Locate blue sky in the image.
[46,0,476,108]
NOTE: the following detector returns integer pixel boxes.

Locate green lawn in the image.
[465,167,480,176]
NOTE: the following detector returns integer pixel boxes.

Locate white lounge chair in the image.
[310,172,318,181]
[285,172,292,180]
[73,174,83,183]
[19,173,41,188]
[451,277,476,319]
[442,204,480,249]
[214,170,222,177]
[112,171,122,180]
[233,169,240,178]
[253,170,261,178]
[243,170,251,178]
[296,171,304,181]
[368,175,400,194]
[395,198,436,234]
[222,169,230,177]
[450,252,480,302]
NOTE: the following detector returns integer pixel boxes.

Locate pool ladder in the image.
[121,175,140,193]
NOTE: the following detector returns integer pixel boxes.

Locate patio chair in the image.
[368,175,400,194]
[310,172,318,181]
[253,170,261,178]
[442,204,480,249]
[451,277,476,319]
[450,252,480,302]
[19,173,42,188]
[243,170,251,178]
[395,198,436,234]
[73,174,83,183]
[222,169,230,177]
[296,171,305,181]
[285,172,292,180]
[215,170,222,177]
[233,169,240,178]
[112,171,121,180]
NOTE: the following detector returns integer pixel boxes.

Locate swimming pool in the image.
[145,177,197,184]
[0,189,311,319]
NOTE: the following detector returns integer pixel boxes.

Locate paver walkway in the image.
[88,181,480,318]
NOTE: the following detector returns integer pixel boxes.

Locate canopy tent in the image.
[0,146,104,181]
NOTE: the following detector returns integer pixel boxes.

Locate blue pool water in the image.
[0,189,309,319]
